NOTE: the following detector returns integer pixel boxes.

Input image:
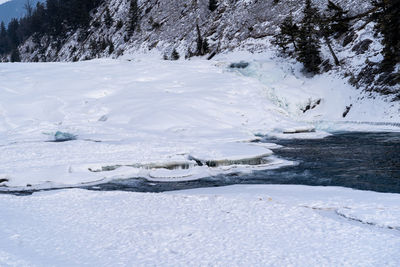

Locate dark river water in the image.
[81,132,400,194]
[2,132,399,195]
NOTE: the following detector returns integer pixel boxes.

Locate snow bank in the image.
[216,51,400,132]
[0,185,399,266]
[175,184,400,230]
[0,56,301,189]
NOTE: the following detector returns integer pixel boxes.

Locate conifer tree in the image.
[326,1,349,36]
[372,0,400,71]
[104,7,113,28]
[171,48,180,60]
[196,24,204,56]
[10,49,21,62]
[297,0,322,74]
[202,38,210,54]
[108,40,114,54]
[273,15,299,55]
[127,0,139,37]
[0,22,8,54]
[7,19,20,49]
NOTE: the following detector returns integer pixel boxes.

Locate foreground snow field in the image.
[0,53,399,189]
[0,185,399,266]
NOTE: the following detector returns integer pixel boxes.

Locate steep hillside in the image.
[16,0,372,61]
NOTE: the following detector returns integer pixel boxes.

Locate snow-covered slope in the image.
[218,51,400,131]
[0,0,11,5]
[0,53,398,190]
[0,185,399,266]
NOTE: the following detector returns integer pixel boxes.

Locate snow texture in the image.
[0,185,399,266]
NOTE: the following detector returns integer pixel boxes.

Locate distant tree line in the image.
[0,0,104,61]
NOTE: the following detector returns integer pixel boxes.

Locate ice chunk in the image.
[189,142,273,167]
[283,126,316,134]
[54,131,77,142]
[229,61,249,69]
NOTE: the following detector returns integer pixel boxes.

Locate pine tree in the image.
[7,19,20,49]
[326,0,349,36]
[372,0,400,71]
[104,7,113,28]
[171,48,180,60]
[127,0,139,37]
[0,22,8,54]
[273,15,299,55]
[108,39,114,54]
[10,49,21,62]
[209,0,218,12]
[202,38,210,54]
[297,0,322,74]
[196,24,204,55]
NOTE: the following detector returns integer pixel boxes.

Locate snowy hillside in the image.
[17,0,372,61]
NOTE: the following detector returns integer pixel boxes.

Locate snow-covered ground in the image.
[1,53,399,189]
[0,185,399,266]
[1,50,400,265]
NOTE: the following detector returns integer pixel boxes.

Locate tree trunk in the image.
[196,24,204,56]
[324,35,340,66]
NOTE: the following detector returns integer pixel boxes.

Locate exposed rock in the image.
[343,31,356,47]
[352,39,373,55]
[301,99,322,113]
[343,104,352,118]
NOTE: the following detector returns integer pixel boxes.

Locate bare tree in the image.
[24,0,33,17]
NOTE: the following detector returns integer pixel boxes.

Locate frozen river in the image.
[78,132,400,194]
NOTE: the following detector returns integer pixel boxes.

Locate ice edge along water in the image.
[0,52,399,190]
